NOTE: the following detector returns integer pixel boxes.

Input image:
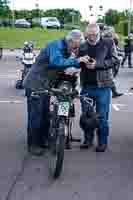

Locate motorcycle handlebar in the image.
[31,89,94,106]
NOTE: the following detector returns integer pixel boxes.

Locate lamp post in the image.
[70,11,76,26]
[99,5,105,24]
[12,0,15,27]
[88,5,96,23]
[89,5,93,11]
[35,0,40,22]
[128,0,132,36]
[88,5,104,22]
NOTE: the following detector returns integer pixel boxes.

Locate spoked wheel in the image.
[68,118,73,141]
[48,122,65,179]
[65,118,73,149]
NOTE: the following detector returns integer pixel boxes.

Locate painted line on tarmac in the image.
[0,70,21,79]
[112,104,120,111]
[0,100,23,104]
[124,92,133,95]
[0,75,18,79]
[112,103,131,112]
[0,99,131,112]
[0,70,18,73]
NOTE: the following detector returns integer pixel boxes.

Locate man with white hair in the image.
[79,23,118,152]
[23,30,88,156]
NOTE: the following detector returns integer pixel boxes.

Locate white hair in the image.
[66,29,85,42]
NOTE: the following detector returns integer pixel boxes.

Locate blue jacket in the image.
[23,38,80,90]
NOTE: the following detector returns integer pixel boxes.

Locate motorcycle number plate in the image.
[58,102,70,116]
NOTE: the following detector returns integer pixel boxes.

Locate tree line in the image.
[0,1,81,24]
[0,0,132,35]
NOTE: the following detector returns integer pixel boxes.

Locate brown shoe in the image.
[95,144,107,152]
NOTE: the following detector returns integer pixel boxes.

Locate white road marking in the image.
[0,100,23,104]
[0,98,131,113]
[0,75,18,79]
[112,103,129,112]
[112,104,120,111]
[0,70,21,79]
[124,92,133,95]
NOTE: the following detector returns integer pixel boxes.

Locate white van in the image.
[41,17,61,29]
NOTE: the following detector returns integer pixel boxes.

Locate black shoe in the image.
[80,140,93,149]
[65,136,72,150]
[28,146,45,156]
[112,92,123,98]
[65,142,72,150]
[39,142,49,149]
[95,144,107,152]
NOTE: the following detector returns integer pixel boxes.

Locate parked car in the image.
[103,25,115,34]
[15,19,31,28]
[0,20,12,27]
[41,17,61,29]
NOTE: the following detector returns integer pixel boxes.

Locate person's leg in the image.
[128,53,132,68]
[96,87,111,152]
[27,92,49,155]
[121,54,127,67]
[111,81,123,98]
[39,94,50,147]
[27,94,33,148]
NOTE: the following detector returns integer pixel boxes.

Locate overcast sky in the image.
[10,0,131,20]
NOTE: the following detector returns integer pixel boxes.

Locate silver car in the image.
[15,19,31,28]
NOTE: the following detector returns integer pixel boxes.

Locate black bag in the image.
[80,110,100,132]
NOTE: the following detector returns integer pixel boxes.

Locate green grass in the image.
[0,28,69,48]
[118,34,125,48]
[0,27,125,49]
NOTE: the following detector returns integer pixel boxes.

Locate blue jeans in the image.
[26,89,50,147]
[80,86,112,145]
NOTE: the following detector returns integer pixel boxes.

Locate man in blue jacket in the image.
[23,30,88,156]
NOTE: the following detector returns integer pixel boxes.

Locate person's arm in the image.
[47,41,80,69]
[96,40,118,70]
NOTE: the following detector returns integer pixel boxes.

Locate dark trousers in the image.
[26,90,50,147]
[22,64,32,81]
[121,53,132,68]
